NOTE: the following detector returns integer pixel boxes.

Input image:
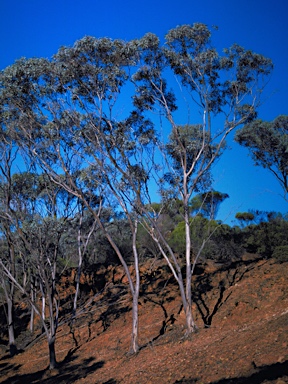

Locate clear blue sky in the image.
[1,0,287,224]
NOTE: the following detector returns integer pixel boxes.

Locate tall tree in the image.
[0,37,150,354]
[0,24,273,341]
[235,115,288,201]
[0,170,75,368]
[0,137,19,356]
[190,190,229,220]
[131,23,273,334]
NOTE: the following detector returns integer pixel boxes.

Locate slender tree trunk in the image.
[184,187,197,335]
[73,212,97,318]
[30,305,35,333]
[130,220,140,354]
[41,296,46,329]
[184,302,197,335]
[73,217,83,317]
[7,295,17,356]
[1,276,17,356]
[29,276,36,333]
[72,263,81,318]
[47,263,59,369]
[148,218,197,336]
[177,274,196,335]
[48,335,57,369]
[130,293,139,354]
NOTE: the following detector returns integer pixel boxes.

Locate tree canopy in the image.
[0,23,277,363]
[235,115,288,201]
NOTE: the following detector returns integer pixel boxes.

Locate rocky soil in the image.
[0,256,287,383]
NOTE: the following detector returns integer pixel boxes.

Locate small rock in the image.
[277,355,285,363]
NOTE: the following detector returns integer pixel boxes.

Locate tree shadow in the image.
[194,278,231,327]
[211,359,288,384]
[0,350,106,384]
[0,360,22,377]
[193,259,261,327]
[174,360,288,384]
[139,287,177,348]
[97,288,130,334]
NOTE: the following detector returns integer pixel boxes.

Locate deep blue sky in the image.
[1,0,287,224]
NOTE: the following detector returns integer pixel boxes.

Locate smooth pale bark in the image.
[72,213,97,318]
[7,295,17,356]
[1,275,17,356]
[129,221,140,354]
[29,277,36,333]
[0,260,59,367]
[130,294,139,354]
[143,212,198,336]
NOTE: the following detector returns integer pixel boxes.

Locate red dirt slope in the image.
[0,257,287,383]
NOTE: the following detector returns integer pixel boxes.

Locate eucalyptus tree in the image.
[235,115,288,201]
[0,37,154,354]
[71,198,100,318]
[73,115,156,353]
[131,23,273,334]
[50,38,156,352]
[235,211,255,227]
[0,171,74,369]
[0,132,20,356]
[190,190,229,220]
[0,23,273,342]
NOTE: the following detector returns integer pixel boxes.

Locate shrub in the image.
[272,245,288,263]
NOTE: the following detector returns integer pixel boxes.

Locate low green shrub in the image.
[272,245,288,263]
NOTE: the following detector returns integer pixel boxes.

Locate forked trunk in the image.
[184,302,198,336]
[178,280,197,335]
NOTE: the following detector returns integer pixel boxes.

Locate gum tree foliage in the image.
[0,171,75,369]
[235,211,255,227]
[168,216,242,262]
[137,200,184,260]
[235,115,288,201]
[50,37,156,354]
[190,190,229,220]
[0,23,272,343]
[239,212,288,257]
[0,131,19,356]
[131,23,272,334]
[0,37,154,354]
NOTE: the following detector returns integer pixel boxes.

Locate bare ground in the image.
[0,256,287,384]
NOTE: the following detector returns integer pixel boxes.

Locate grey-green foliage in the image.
[235,115,288,200]
[0,23,274,339]
[235,212,255,227]
[164,125,217,192]
[168,216,242,262]
[190,191,229,220]
[237,212,288,257]
[272,245,288,263]
[132,23,272,221]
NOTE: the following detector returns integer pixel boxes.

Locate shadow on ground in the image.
[0,349,107,384]
[175,359,288,384]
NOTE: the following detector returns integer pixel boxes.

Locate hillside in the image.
[0,256,287,384]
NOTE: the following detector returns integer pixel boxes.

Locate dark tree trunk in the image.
[7,297,17,356]
[48,336,57,369]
